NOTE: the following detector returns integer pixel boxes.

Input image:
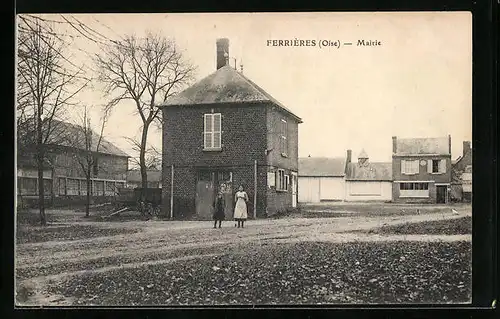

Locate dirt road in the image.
[15,206,471,306]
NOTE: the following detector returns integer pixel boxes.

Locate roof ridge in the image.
[235,70,300,118]
[46,119,129,157]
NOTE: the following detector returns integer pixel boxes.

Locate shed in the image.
[298,157,346,203]
[345,149,393,201]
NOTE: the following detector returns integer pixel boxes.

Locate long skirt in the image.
[233,198,248,220]
[213,208,225,221]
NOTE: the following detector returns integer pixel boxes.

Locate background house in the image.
[345,149,392,201]
[160,38,302,219]
[298,157,346,203]
[392,135,452,203]
[126,169,162,189]
[17,120,129,207]
[451,141,472,202]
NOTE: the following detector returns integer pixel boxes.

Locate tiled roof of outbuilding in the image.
[47,120,129,157]
[345,162,392,181]
[298,157,346,177]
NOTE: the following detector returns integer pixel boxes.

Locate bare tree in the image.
[125,137,162,171]
[17,15,89,225]
[73,106,109,217]
[95,33,195,197]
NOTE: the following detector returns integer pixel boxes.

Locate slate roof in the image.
[47,120,129,157]
[345,162,392,181]
[127,169,161,182]
[160,65,302,123]
[298,157,346,177]
[394,137,450,156]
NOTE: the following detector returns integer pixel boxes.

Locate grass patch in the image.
[16,224,141,244]
[16,211,56,226]
[367,216,472,235]
[294,204,470,219]
[47,241,471,305]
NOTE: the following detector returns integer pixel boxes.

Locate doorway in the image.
[195,170,233,219]
[436,185,448,204]
[291,172,298,208]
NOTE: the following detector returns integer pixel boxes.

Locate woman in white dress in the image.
[233,185,249,228]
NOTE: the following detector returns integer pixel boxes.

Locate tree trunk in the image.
[139,123,149,200]
[36,113,46,226]
[86,172,91,217]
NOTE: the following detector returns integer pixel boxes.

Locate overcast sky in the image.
[22,12,472,163]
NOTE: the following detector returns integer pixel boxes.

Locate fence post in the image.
[254,160,257,219]
[170,164,174,220]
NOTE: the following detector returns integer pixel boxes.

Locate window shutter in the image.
[427,160,433,173]
[275,170,279,189]
[204,114,211,133]
[214,114,221,132]
[203,114,209,148]
[401,160,405,174]
[439,159,446,173]
[216,114,222,148]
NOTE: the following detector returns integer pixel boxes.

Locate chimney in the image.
[448,134,452,155]
[392,136,397,154]
[463,141,471,157]
[216,38,229,70]
[346,150,352,164]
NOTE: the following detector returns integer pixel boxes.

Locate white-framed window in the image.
[280,119,288,156]
[61,178,126,196]
[94,180,105,196]
[401,159,419,175]
[276,169,289,191]
[17,177,52,196]
[58,178,66,195]
[67,178,79,195]
[80,180,89,195]
[105,181,112,196]
[428,159,446,174]
[18,177,37,195]
[204,113,222,149]
[399,182,429,197]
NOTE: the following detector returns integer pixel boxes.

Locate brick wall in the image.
[161,102,299,219]
[162,103,267,167]
[392,182,437,203]
[161,166,196,219]
[265,106,299,216]
[162,103,269,219]
[266,106,299,171]
[392,156,452,184]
